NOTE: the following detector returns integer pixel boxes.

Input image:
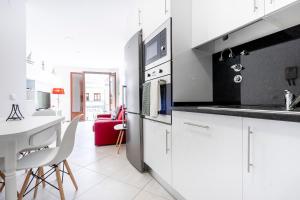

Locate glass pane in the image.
[110,74,116,110]
[146,41,158,60]
[72,74,82,112]
[84,73,111,120]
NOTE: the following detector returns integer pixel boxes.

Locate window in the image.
[85,93,90,101]
[94,93,101,101]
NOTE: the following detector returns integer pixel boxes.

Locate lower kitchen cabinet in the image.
[143,119,172,184]
[172,111,243,200]
[243,118,300,200]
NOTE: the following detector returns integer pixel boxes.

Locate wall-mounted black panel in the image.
[213,24,300,106]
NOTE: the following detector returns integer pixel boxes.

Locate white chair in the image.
[17,114,82,200]
[25,109,57,151]
[0,110,58,194]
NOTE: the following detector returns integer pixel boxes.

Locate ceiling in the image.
[26,0,132,69]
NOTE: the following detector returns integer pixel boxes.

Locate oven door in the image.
[144,75,172,124]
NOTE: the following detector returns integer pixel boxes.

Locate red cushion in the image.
[96,114,111,119]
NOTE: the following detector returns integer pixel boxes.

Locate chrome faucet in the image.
[284,90,300,111]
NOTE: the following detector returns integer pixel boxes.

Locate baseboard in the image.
[147,167,185,200]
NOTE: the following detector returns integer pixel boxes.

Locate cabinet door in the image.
[243,118,300,200]
[265,0,298,14]
[143,119,172,184]
[141,0,170,39]
[172,111,243,200]
[126,0,142,39]
[192,0,264,47]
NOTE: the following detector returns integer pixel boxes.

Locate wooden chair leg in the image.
[0,183,4,193]
[0,171,5,180]
[19,169,32,200]
[55,166,65,200]
[116,131,122,147]
[0,170,5,192]
[40,167,46,188]
[117,131,124,154]
[63,160,78,190]
[33,168,41,199]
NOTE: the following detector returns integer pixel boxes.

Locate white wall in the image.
[0,0,26,118]
[55,67,119,121]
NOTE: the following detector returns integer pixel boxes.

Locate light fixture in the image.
[52,88,65,115]
[26,52,34,64]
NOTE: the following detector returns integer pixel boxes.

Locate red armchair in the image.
[93,107,126,146]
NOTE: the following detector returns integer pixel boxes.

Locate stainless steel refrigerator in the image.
[124,30,144,172]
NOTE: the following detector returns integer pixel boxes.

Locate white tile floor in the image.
[0,121,175,200]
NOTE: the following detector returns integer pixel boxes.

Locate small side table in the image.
[114,124,126,154]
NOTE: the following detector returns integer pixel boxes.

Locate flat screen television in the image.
[36,91,51,110]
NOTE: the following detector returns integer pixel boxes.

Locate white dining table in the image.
[0,116,64,200]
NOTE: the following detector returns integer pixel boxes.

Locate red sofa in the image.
[93,107,126,146]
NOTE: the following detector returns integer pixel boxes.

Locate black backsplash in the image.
[213,24,300,106]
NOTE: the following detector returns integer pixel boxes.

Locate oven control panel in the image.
[145,61,171,81]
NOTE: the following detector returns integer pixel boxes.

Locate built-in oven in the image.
[144,61,172,124]
[144,18,171,71]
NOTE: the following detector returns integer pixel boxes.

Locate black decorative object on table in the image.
[6,104,24,121]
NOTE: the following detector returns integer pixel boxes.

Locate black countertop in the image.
[172,105,300,123]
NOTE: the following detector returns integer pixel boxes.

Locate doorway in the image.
[70,71,116,120]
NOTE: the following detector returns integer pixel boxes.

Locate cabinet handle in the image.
[164,0,168,14]
[184,122,209,129]
[165,130,170,154]
[247,126,254,173]
[253,0,258,12]
[138,9,141,26]
[270,0,273,4]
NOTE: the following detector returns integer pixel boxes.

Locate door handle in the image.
[247,126,254,173]
[184,122,209,129]
[164,0,168,14]
[138,9,142,26]
[165,130,170,154]
[253,0,258,12]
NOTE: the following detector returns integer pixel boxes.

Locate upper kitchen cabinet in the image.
[140,0,170,39]
[265,0,299,14]
[243,118,300,200]
[192,0,264,48]
[126,0,143,39]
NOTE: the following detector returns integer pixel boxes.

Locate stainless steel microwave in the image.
[144,18,171,71]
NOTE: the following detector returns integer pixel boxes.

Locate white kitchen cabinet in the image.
[192,0,264,47]
[172,111,243,200]
[243,118,300,200]
[126,0,142,39]
[143,119,172,184]
[140,0,170,39]
[265,0,299,14]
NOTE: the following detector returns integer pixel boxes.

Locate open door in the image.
[83,72,117,120]
[70,72,85,120]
